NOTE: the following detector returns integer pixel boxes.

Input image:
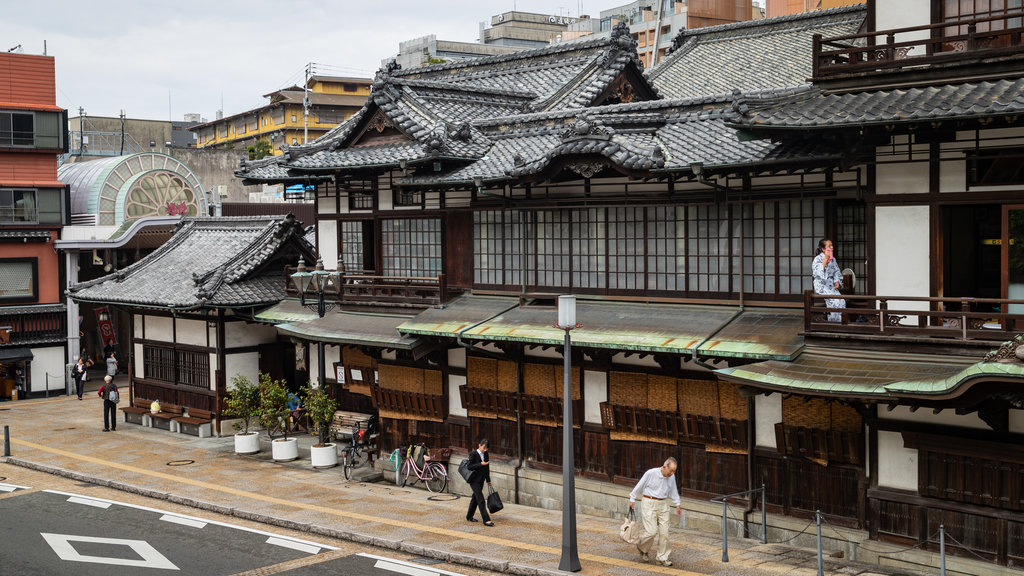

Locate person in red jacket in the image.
[97,375,118,432]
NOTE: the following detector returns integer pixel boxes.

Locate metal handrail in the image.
[710,484,767,562]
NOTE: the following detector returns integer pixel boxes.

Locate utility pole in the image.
[303,62,311,145]
[78,107,86,155]
[119,109,125,155]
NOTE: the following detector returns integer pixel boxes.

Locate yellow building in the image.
[191,76,370,156]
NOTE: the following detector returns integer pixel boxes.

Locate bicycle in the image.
[341,417,377,480]
[398,443,448,493]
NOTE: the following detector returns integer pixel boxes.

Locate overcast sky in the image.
[2,1,634,122]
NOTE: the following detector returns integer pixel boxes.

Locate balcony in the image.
[812,11,1024,84]
[0,304,66,346]
[284,265,449,309]
[804,292,1024,347]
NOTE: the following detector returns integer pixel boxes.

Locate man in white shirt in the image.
[628,457,681,566]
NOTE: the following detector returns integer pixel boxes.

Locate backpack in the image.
[108,386,120,404]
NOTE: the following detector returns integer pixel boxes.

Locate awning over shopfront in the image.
[276,310,424,352]
[398,295,804,361]
[714,347,1024,400]
[253,299,323,324]
[0,347,34,363]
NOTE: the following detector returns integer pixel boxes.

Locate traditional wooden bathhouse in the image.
[237,3,1024,570]
[68,215,316,434]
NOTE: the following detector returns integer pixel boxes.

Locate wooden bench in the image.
[329,410,373,440]
[174,408,213,438]
[120,398,152,426]
[150,403,183,432]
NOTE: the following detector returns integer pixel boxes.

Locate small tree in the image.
[257,372,291,440]
[302,382,338,447]
[246,138,272,160]
[224,374,259,435]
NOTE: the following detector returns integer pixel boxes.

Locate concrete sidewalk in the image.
[0,392,943,576]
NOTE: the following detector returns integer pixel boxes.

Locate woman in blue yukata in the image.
[812,238,845,322]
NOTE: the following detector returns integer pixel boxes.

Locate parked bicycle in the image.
[397,443,449,493]
[341,416,378,480]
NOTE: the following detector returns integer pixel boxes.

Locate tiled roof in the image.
[648,5,866,100]
[69,215,316,310]
[733,78,1024,129]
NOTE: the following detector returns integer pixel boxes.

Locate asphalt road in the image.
[0,470,495,576]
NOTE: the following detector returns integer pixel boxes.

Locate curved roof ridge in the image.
[393,34,611,77]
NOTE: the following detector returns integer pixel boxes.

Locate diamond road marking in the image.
[67,496,112,509]
[41,533,179,570]
[266,536,320,555]
[159,514,207,529]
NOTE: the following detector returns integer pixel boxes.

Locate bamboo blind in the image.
[497,360,517,392]
[678,378,721,418]
[609,371,649,442]
[424,369,443,396]
[378,364,423,393]
[831,403,862,432]
[783,396,830,429]
[466,356,497,418]
[343,346,377,369]
[718,383,747,421]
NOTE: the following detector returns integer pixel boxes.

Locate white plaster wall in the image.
[875,161,929,195]
[938,158,966,193]
[875,206,930,305]
[30,346,65,393]
[318,196,336,215]
[611,353,660,368]
[144,315,173,341]
[225,352,259,390]
[318,219,338,266]
[381,349,397,361]
[378,189,393,211]
[755,394,782,448]
[134,343,144,378]
[134,314,143,337]
[584,370,607,425]
[447,347,466,369]
[176,318,207,347]
[877,430,918,491]
[224,321,277,348]
[449,374,468,417]
[1010,409,1024,434]
[878,405,989,430]
[875,1,930,57]
[325,344,340,369]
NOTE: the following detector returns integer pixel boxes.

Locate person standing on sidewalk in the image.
[97,375,118,432]
[465,438,494,526]
[73,356,87,400]
[628,457,681,566]
[105,350,118,379]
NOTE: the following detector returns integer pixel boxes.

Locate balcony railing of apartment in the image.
[812,11,1024,79]
[284,265,448,308]
[0,305,65,345]
[804,291,1024,341]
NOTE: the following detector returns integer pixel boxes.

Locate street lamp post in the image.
[289,258,342,389]
[556,295,581,572]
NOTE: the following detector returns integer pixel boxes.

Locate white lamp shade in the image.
[557,295,576,328]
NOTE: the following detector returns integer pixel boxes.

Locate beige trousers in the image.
[636,498,671,562]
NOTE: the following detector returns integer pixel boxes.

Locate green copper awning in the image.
[253,299,322,324]
[398,295,803,360]
[716,348,1024,400]
[277,310,423,350]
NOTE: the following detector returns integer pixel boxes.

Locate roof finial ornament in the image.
[372,59,402,95]
[605,21,640,68]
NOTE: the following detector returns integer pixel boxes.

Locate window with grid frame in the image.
[739,202,778,296]
[142,345,209,388]
[941,0,1023,38]
[777,200,825,296]
[381,218,442,277]
[533,210,571,288]
[687,204,731,294]
[340,220,365,273]
[834,204,867,294]
[0,111,34,146]
[572,208,607,289]
[646,206,682,292]
[0,259,37,302]
[474,210,504,286]
[608,206,644,291]
[392,188,423,208]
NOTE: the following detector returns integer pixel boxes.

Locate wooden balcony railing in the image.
[599,402,748,448]
[284,265,447,308]
[460,385,582,426]
[774,423,864,466]
[372,386,445,421]
[0,305,65,346]
[804,291,1024,342]
[813,11,1024,79]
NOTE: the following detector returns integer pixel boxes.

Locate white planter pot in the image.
[234,432,260,454]
[271,437,299,462]
[310,443,338,468]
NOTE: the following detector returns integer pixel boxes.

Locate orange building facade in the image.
[0,52,69,398]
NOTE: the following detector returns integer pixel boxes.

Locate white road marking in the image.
[358,552,468,576]
[159,514,207,529]
[67,496,112,509]
[41,532,179,570]
[266,536,321,555]
[0,482,30,492]
[42,489,336,552]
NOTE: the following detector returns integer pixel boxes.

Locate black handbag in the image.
[486,485,503,514]
[458,459,472,482]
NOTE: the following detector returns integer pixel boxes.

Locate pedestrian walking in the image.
[105,351,118,378]
[97,375,118,432]
[465,438,494,526]
[73,356,87,400]
[628,457,681,566]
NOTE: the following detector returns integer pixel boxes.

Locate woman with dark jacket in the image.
[465,438,494,526]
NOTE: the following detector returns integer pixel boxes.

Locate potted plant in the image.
[225,374,261,454]
[258,373,298,462]
[302,382,339,468]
